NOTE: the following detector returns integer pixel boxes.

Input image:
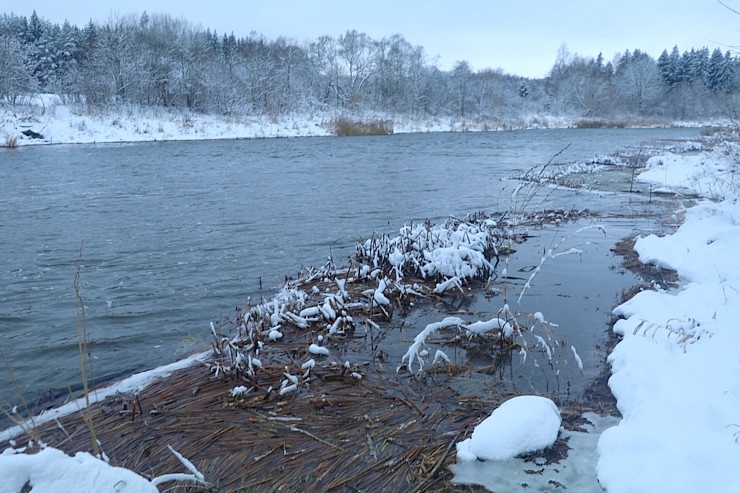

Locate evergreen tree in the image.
[668,46,682,85]
[26,11,44,43]
[682,49,695,83]
[692,48,710,83]
[706,48,726,91]
[519,81,529,98]
[657,48,683,87]
[716,51,736,93]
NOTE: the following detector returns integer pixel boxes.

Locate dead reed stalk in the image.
[74,242,100,457]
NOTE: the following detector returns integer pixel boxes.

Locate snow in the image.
[456,396,561,462]
[452,413,619,491]
[0,443,207,492]
[638,146,738,200]
[230,386,248,397]
[432,349,450,366]
[596,138,740,493]
[308,343,329,356]
[1,95,333,145]
[452,135,740,492]
[399,317,464,373]
[463,316,514,338]
[0,446,158,493]
[4,96,740,491]
[0,97,600,148]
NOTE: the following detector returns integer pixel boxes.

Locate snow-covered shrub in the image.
[354,214,502,283]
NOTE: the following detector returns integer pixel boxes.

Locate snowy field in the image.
[1,97,739,492]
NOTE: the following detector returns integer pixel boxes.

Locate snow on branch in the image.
[150,445,209,488]
[463,316,514,338]
[399,317,464,374]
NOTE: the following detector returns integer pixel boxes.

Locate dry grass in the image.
[74,245,100,457]
[574,119,627,129]
[332,117,393,137]
[700,126,726,136]
[3,134,18,148]
[22,350,610,493]
[574,119,669,129]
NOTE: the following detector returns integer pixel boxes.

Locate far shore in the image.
[1,96,724,148]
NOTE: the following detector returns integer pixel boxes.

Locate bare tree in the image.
[452,60,472,116]
[337,30,377,108]
[614,50,662,115]
[0,34,36,104]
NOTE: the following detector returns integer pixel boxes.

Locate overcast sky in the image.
[6,1,740,78]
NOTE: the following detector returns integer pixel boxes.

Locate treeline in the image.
[1,11,738,121]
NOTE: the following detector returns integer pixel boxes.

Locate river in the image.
[0,128,701,414]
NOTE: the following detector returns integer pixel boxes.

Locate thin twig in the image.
[289,425,347,452]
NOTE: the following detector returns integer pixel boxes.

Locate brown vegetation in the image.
[23,340,602,492]
[611,237,679,290]
[574,119,627,129]
[332,117,393,137]
[3,134,18,148]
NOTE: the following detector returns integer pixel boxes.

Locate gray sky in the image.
[6,1,740,78]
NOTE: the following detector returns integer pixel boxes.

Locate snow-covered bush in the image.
[354,214,502,282]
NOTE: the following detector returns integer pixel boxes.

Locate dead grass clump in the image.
[333,117,393,136]
[3,134,18,148]
[574,119,626,129]
[700,126,725,137]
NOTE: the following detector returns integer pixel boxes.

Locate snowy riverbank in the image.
[1,98,739,491]
[0,95,719,147]
[595,137,740,492]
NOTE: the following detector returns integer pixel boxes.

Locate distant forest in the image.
[1,11,738,121]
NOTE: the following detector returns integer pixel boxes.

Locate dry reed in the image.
[332,117,393,136]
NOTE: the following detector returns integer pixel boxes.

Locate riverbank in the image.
[0,207,629,491]
[1,125,738,491]
[596,133,740,492]
[0,94,721,147]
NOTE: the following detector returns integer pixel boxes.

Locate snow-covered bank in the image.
[597,136,740,492]
[0,95,723,147]
[0,96,554,145]
[0,95,332,145]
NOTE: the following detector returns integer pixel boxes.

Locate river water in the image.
[0,128,701,414]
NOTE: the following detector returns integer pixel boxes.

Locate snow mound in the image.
[456,395,561,462]
[0,446,158,493]
[452,413,618,491]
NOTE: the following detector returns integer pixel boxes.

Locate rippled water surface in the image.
[0,128,701,410]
